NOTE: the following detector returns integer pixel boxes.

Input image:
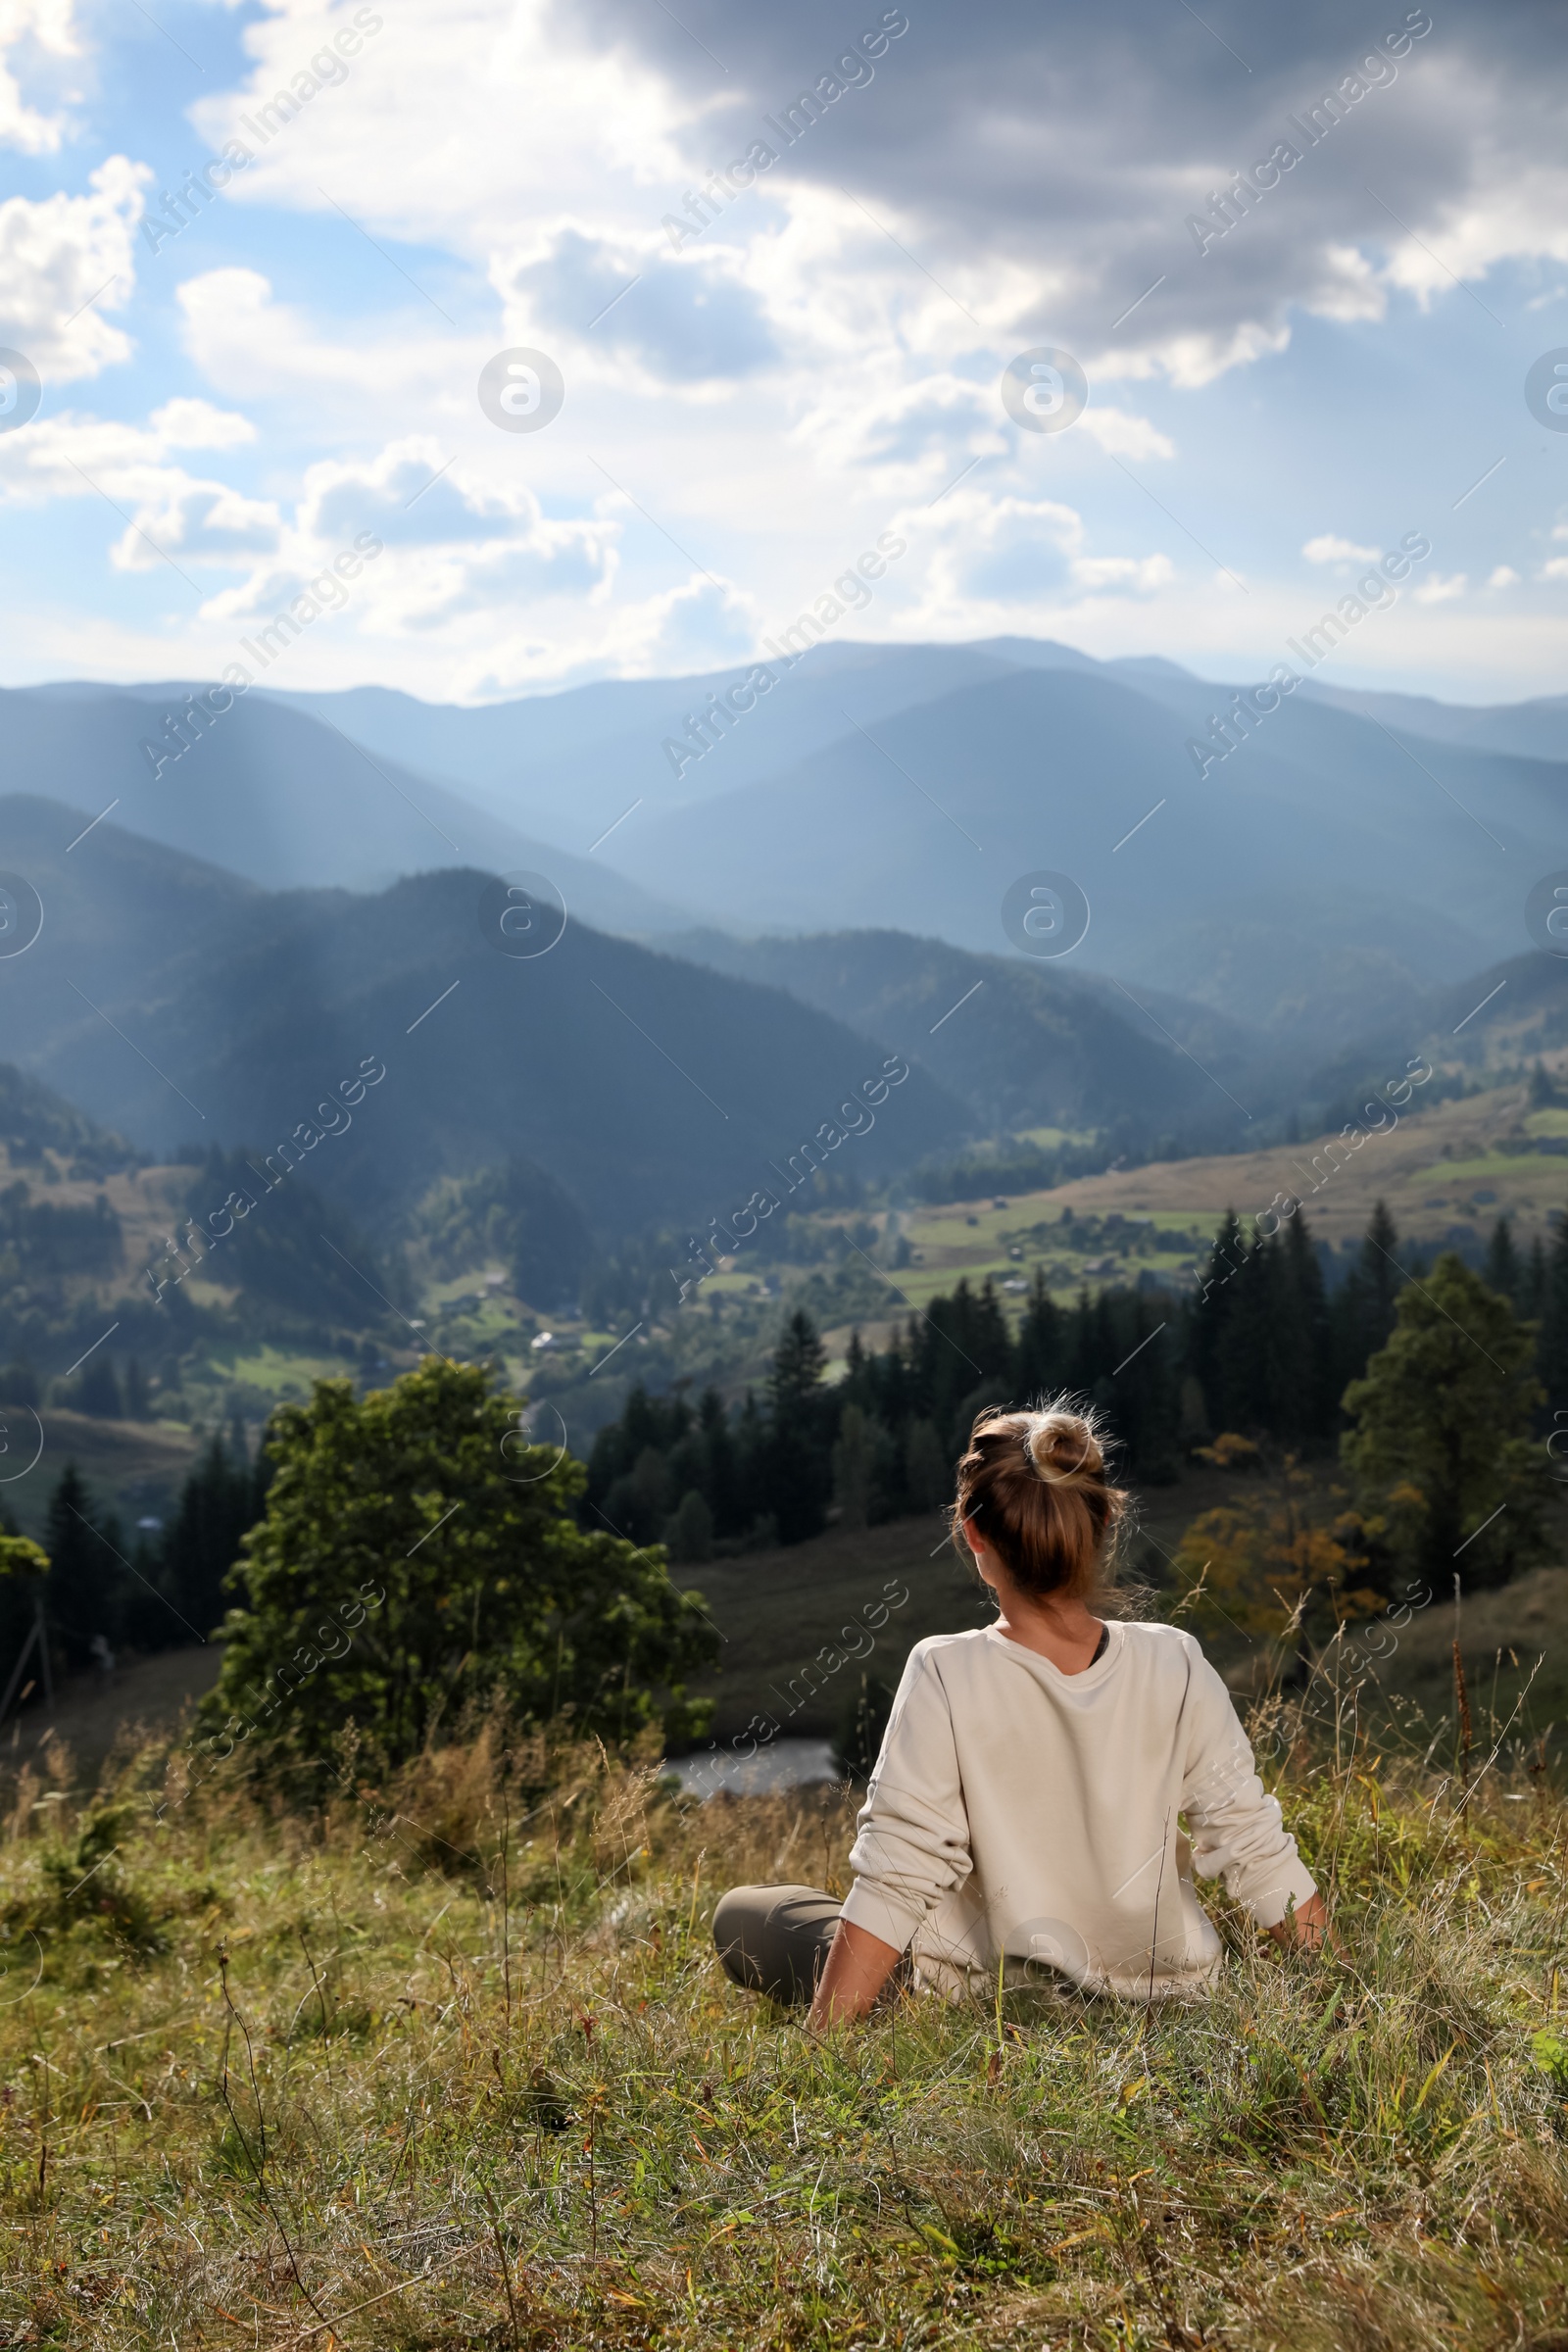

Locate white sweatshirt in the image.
[841,1620,1316,1999]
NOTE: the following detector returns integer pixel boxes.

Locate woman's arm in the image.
[808,1918,902,2028]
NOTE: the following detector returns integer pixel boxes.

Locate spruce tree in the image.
[1540,1203,1568,1413]
[1187,1211,1246,1432]
[1330,1200,1405,1405]
[1485,1215,1521,1307]
[766,1311,832,1543]
[1280,1214,1336,1438]
[731,1391,770,1540]
[1525,1234,1548,1321]
[161,1430,271,1642]
[698,1387,739,1536]
[44,1465,122,1670]
[1361,1200,1402,1342]
[1014,1272,1066,1397]
[904,1418,950,1511]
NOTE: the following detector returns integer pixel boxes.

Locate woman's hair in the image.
[949,1398,1128,1605]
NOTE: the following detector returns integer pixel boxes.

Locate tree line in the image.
[584,1198,1568,1566]
[0,1422,269,1683]
[7,1195,1563,1699]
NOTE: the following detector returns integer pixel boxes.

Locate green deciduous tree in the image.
[199,1358,717,1784]
[0,1526,48,1696]
[1342,1252,1549,1590]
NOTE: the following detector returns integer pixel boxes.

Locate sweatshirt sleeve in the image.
[839,1642,974,1952]
[1178,1642,1317,1929]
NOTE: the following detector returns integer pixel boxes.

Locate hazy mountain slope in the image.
[264,641,1050,834]
[18,647,1561,1069]
[0,1058,135,1176]
[0,686,690,928]
[665,927,1253,1141]
[1298,681,1568,763]
[622,667,1513,1050]
[0,804,968,1228]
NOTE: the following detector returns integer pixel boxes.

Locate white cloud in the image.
[1486,564,1519,588]
[148,398,258,452]
[1541,557,1568,583]
[898,487,1174,629]
[0,0,77,156]
[1072,552,1176,592]
[1302,533,1381,564]
[462,572,755,697]
[495,225,777,385]
[0,403,273,576]
[1076,407,1175,462]
[1414,571,1468,603]
[201,436,620,635]
[797,368,1171,495]
[0,157,147,379]
[175,268,447,405]
[188,0,691,253]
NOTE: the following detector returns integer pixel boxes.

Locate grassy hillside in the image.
[858,1077,1568,1312]
[2,1409,202,1547]
[0,1716,1563,2349]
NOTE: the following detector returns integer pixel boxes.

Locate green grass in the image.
[1406,1152,1549,1189]
[201,1344,362,1403]
[1,1688,1566,2351]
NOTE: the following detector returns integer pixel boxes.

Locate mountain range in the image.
[9,640,1559,1074]
[0,795,979,1231]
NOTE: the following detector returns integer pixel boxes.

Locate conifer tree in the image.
[44,1465,122,1670]
[1280,1214,1336,1439]
[1524,1233,1548,1326]
[766,1310,832,1543]
[1330,1200,1404,1404]
[1485,1215,1521,1307]
[1188,1210,1247,1431]
[1539,1201,1568,1411]
[161,1428,268,1642]
[1014,1272,1066,1396]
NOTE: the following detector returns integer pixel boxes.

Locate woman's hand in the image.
[1266,1890,1331,1951]
[808,1919,902,2030]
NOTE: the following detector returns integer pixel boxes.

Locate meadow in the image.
[0,1671,1565,2351]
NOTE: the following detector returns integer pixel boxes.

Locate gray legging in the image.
[712,1883,843,2004]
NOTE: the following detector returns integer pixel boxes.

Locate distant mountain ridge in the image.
[666,927,1254,1147]
[9,639,1562,1073]
[0,796,973,1231]
[0,683,691,927]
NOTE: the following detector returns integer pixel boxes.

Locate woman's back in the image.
[712,1398,1323,2022]
[842,1619,1315,1998]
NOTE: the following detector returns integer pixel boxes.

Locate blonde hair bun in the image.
[951,1396,1126,1603]
[1023,1409,1102,1488]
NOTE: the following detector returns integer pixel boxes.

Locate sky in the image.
[1,0,1566,705]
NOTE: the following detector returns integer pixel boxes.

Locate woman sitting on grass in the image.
[713,1402,1326,2025]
